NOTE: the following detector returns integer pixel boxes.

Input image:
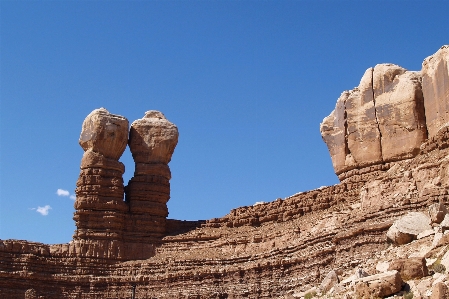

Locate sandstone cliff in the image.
[321,45,448,182]
[0,46,448,299]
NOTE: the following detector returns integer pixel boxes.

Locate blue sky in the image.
[1,1,448,244]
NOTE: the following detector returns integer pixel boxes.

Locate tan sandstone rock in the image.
[373,64,427,162]
[128,110,179,164]
[387,212,432,245]
[321,63,427,178]
[318,270,339,294]
[429,202,448,224]
[354,270,402,298]
[388,257,428,280]
[430,282,449,299]
[79,107,129,160]
[422,45,449,139]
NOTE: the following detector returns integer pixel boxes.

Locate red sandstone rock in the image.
[373,65,427,162]
[125,111,179,242]
[354,270,403,298]
[388,257,428,280]
[429,202,448,224]
[1,46,449,299]
[74,108,129,241]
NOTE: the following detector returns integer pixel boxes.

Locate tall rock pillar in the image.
[73,108,129,241]
[125,111,179,241]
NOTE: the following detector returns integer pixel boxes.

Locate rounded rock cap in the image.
[129,110,179,164]
[79,108,129,160]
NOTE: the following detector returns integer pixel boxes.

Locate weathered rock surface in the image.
[388,257,428,280]
[422,45,449,139]
[1,46,449,299]
[354,270,402,298]
[386,212,432,245]
[429,201,448,224]
[318,270,339,294]
[321,64,427,179]
[79,107,129,160]
[431,282,449,299]
[125,111,179,241]
[74,108,129,241]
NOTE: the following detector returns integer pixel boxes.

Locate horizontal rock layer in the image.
[1,128,448,298]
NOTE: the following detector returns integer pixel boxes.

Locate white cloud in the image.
[70,194,76,200]
[56,189,70,197]
[36,205,52,216]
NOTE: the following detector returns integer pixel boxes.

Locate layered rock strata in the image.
[73,108,129,241]
[1,46,448,299]
[125,111,179,241]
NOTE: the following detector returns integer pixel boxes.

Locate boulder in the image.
[354,270,402,298]
[422,45,449,139]
[440,214,449,231]
[318,270,339,294]
[430,282,449,299]
[429,202,448,224]
[387,212,432,245]
[388,257,428,280]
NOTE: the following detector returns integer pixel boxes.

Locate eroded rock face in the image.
[386,212,432,245]
[125,111,179,241]
[321,64,427,179]
[128,110,178,164]
[422,45,449,138]
[354,270,402,298]
[74,108,129,241]
[79,108,129,160]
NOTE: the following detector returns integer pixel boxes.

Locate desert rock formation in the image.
[125,110,179,242]
[422,45,449,139]
[1,46,448,299]
[320,64,427,179]
[74,108,129,241]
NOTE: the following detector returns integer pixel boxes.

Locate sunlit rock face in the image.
[78,108,129,160]
[74,108,129,241]
[422,45,449,139]
[321,64,427,179]
[125,111,179,241]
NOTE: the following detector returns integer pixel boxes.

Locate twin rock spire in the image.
[74,108,179,245]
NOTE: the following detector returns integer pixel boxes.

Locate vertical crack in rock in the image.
[371,67,384,163]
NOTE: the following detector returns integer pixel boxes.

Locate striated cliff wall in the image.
[0,46,448,299]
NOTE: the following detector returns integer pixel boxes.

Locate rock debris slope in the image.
[0,45,448,299]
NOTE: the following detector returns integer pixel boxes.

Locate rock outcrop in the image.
[1,46,448,299]
[125,110,179,242]
[422,45,449,139]
[73,108,129,241]
[321,64,427,180]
